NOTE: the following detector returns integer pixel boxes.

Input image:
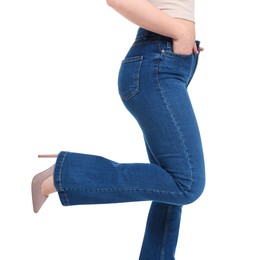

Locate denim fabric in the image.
[54,28,205,260]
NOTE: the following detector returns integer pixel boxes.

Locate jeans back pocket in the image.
[118,56,143,101]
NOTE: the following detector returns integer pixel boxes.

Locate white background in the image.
[0,1,254,259]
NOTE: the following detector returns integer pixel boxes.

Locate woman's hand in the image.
[173,38,196,55]
[172,20,204,55]
[173,39,204,55]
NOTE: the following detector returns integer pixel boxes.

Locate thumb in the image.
[193,42,199,55]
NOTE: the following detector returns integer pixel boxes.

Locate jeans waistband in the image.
[135,28,170,42]
[135,27,200,51]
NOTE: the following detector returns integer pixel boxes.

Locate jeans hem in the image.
[54,151,70,206]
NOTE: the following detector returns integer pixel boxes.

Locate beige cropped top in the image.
[149,0,195,22]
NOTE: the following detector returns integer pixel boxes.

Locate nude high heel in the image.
[38,154,58,158]
[32,154,58,213]
[32,165,56,213]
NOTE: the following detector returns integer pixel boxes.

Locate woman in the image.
[32,0,205,259]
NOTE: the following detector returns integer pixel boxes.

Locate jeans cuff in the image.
[53,151,70,206]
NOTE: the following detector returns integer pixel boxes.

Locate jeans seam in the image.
[156,44,193,191]
[187,54,199,87]
[167,107,193,190]
[59,188,183,195]
[160,205,172,260]
[56,152,70,205]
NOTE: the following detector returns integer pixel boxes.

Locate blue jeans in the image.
[54,28,205,260]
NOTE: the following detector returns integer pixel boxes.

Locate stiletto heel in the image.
[38,154,58,158]
[31,165,55,213]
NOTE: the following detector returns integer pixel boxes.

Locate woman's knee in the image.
[183,173,205,205]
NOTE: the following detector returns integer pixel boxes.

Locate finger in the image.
[193,43,199,55]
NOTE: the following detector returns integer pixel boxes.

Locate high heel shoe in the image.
[32,160,56,213]
[38,154,58,158]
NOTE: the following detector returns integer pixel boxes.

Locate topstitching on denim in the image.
[160,204,172,260]
[56,187,183,197]
[118,55,143,101]
[55,151,70,205]
[154,42,194,191]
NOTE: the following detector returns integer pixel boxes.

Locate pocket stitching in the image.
[118,56,143,101]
